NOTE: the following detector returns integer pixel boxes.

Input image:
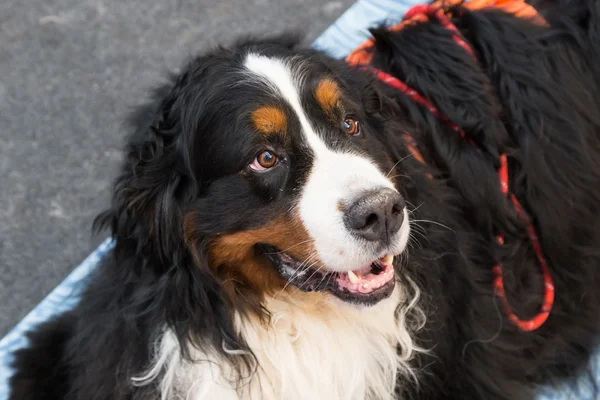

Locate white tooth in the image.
[362,283,370,289]
[347,270,359,284]
[383,254,394,265]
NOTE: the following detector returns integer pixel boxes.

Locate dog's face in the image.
[145,40,410,309]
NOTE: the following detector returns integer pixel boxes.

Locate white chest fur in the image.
[135,288,422,400]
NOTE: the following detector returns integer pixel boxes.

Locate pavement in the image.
[0,0,354,337]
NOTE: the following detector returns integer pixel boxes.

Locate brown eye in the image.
[258,151,277,168]
[250,150,278,171]
[344,118,360,136]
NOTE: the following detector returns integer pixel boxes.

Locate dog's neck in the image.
[136,286,424,400]
[230,288,414,400]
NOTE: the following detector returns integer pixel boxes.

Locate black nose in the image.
[344,188,405,243]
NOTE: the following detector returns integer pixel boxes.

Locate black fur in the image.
[9,1,600,399]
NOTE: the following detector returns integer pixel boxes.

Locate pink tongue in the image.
[337,263,394,294]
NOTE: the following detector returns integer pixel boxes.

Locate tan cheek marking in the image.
[315,79,341,115]
[208,215,315,288]
[184,211,316,315]
[251,106,288,135]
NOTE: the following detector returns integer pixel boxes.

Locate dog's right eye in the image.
[343,117,360,136]
[249,150,278,171]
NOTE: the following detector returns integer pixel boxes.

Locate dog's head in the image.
[104,37,410,315]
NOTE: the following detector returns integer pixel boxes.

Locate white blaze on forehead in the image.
[243,53,408,272]
[244,54,327,153]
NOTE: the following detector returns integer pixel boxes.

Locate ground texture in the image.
[0,0,353,336]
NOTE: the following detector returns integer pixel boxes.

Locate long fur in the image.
[9,1,600,399]
[133,286,424,400]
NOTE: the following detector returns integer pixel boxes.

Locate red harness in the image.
[350,3,554,332]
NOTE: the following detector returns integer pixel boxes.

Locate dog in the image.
[9,0,600,399]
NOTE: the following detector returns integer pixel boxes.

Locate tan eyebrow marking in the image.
[251,106,288,135]
[315,78,341,114]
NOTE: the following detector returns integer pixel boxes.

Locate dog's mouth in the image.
[259,244,396,306]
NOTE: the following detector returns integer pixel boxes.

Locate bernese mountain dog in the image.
[9,0,600,399]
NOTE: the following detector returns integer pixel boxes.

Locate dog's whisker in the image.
[386,153,414,177]
[409,230,429,246]
[409,226,428,237]
[325,271,335,288]
[290,261,323,296]
[387,174,412,181]
[262,239,315,255]
[407,202,424,215]
[410,219,454,232]
[422,252,455,261]
[274,252,319,298]
[409,221,428,234]
[297,262,325,290]
[289,253,318,281]
[409,228,428,240]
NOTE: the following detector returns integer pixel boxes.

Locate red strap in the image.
[404,5,476,58]
[493,155,555,331]
[369,68,463,136]
[362,4,554,332]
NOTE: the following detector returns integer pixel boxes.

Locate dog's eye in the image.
[343,118,360,136]
[250,150,278,171]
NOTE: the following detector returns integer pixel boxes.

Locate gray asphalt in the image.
[0,0,353,337]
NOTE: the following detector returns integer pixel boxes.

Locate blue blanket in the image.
[0,1,597,398]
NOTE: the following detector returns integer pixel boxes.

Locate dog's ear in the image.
[94,73,198,266]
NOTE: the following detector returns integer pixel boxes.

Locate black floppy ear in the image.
[361,76,403,116]
[94,75,197,266]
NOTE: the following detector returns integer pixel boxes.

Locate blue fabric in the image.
[0,1,598,399]
[0,238,115,397]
